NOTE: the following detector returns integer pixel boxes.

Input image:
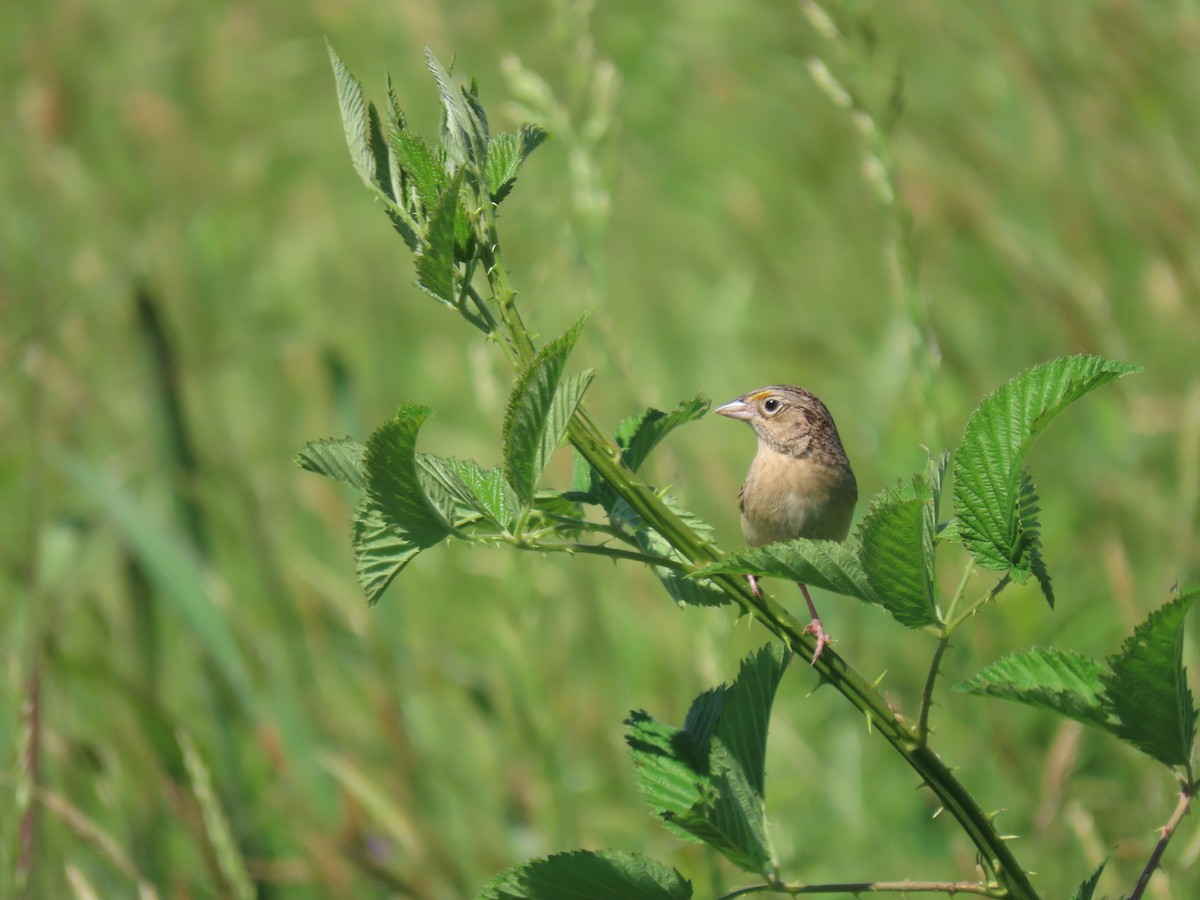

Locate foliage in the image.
[9,3,1200,899]
[296,44,1190,900]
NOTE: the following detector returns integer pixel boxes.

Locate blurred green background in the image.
[4,0,1199,896]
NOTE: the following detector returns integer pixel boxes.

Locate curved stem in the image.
[475,155,1037,900]
[917,634,951,746]
[566,412,1038,899]
[1129,782,1193,900]
[718,879,1001,899]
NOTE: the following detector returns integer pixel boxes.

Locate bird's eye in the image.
[763,398,781,414]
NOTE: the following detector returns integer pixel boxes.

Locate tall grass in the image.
[2,0,1198,896]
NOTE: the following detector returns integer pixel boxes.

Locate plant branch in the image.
[946,573,1011,631]
[917,634,951,746]
[526,541,691,572]
[564,407,1037,898]
[1129,783,1193,900]
[449,93,1038,900]
[717,878,1002,898]
[942,560,975,624]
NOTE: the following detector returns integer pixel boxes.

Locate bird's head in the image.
[715,385,848,463]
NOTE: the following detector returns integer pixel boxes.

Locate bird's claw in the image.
[803,617,830,665]
[745,574,762,599]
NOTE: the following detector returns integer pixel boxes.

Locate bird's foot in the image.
[745,573,762,598]
[803,617,830,665]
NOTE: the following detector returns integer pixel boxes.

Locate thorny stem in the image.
[469,145,1039,900]
[717,878,1002,898]
[1129,783,1193,900]
[526,541,691,572]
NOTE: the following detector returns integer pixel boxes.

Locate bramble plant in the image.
[299,42,1196,900]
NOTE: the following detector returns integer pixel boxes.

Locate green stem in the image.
[566,411,1036,898]
[718,877,1002,898]
[916,634,951,746]
[477,171,1037,900]
[946,574,1011,632]
[943,560,975,624]
[1129,782,1192,900]
[527,542,690,571]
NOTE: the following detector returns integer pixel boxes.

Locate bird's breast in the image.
[739,449,857,547]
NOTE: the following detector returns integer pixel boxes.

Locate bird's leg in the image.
[797,582,830,664]
[745,573,762,598]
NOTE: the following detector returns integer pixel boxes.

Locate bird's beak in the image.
[714,398,754,421]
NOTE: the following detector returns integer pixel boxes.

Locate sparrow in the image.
[716,385,858,662]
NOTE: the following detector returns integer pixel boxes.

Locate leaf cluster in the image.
[306,48,1192,900]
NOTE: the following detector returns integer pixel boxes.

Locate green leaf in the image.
[611,496,728,608]
[364,404,457,546]
[479,850,692,900]
[694,540,876,605]
[390,129,446,217]
[952,355,1139,584]
[352,501,424,605]
[485,133,520,202]
[625,645,787,876]
[1069,859,1107,900]
[417,454,516,530]
[857,482,940,629]
[1017,467,1054,606]
[720,644,788,799]
[617,396,710,474]
[327,42,377,193]
[519,122,550,161]
[426,48,489,172]
[484,124,550,204]
[415,170,464,304]
[367,102,391,200]
[503,316,592,508]
[954,648,1111,731]
[296,437,367,490]
[1100,588,1199,768]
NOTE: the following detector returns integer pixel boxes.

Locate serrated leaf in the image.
[484,124,550,204]
[954,648,1111,730]
[367,102,391,201]
[625,645,786,876]
[485,132,520,202]
[503,316,591,508]
[415,170,464,304]
[1100,588,1199,768]
[1017,467,1054,607]
[1069,859,1107,900]
[426,49,489,172]
[479,849,692,900]
[610,496,728,608]
[391,129,446,217]
[719,644,788,799]
[519,122,550,160]
[617,396,710,473]
[857,487,939,629]
[364,404,457,546]
[352,501,424,605]
[327,42,376,191]
[417,454,515,530]
[297,437,367,490]
[694,540,876,605]
[952,355,1139,581]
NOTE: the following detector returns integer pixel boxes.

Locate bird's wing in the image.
[737,482,746,514]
